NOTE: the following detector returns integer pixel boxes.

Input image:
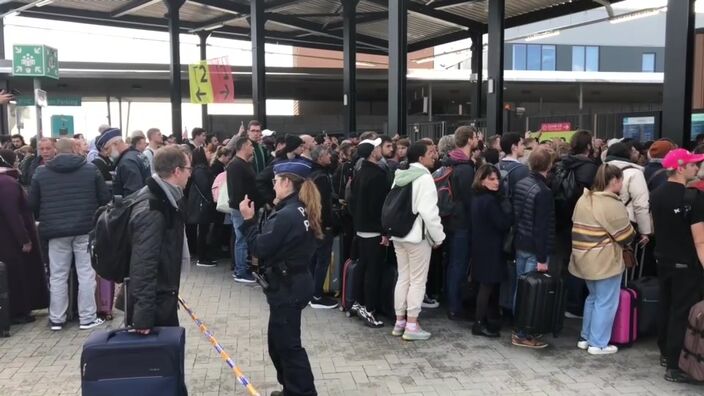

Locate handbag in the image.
[216,179,231,214]
[622,247,637,269]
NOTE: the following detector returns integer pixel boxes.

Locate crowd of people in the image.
[2,120,704,394]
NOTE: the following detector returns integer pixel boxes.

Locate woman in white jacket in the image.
[389,141,446,341]
[605,142,652,241]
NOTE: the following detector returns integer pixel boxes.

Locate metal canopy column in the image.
[251,0,267,124]
[198,31,211,130]
[388,0,407,136]
[342,0,358,137]
[486,0,504,135]
[0,17,8,136]
[470,31,483,121]
[662,0,695,146]
[165,0,186,143]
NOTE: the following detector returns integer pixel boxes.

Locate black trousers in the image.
[656,262,703,369]
[475,283,500,324]
[196,223,212,261]
[355,236,386,312]
[268,303,317,396]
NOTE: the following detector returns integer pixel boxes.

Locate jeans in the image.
[310,231,334,298]
[48,235,97,325]
[446,229,471,315]
[513,250,539,314]
[581,274,622,348]
[230,210,249,278]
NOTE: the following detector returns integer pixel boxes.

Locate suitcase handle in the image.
[106,327,161,340]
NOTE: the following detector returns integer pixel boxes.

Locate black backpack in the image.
[381,184,417,238]
[89,196,139,283]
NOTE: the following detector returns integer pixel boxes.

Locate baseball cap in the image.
[662,148,704,170]
[357,138,381,159]
[262,129,275,137]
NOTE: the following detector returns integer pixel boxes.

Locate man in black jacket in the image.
[227,136,262,283]
[309,146,338,309]
[28,138,111,331]
[21,137,56,186]
[97,128,150,197]
[350,138,391,328]
[511,146,555,349]
[443,126,478,320]
[128,146,191,337]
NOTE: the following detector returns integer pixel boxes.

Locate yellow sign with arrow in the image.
[188,61,214,104]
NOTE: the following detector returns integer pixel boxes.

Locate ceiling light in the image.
[36,0,53,7]
[609,8,661,24]
[525,30,560,42]
[203,23,224,31]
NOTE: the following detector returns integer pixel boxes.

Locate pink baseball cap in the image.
[662,148,704,170]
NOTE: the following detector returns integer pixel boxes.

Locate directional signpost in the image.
[12,45,60,138]
[188,60,234,104]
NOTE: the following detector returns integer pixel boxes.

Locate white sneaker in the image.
[577,339,589,350]
[80,318,105,330]
[587,345,618,355]
[421,295,440,309]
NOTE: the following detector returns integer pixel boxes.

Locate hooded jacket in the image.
[113,147,150,197]
[28,154,111,239]
[389,163,446,245]
[605,157,652,234]
[442,148,475,232]
[569,189,636,280]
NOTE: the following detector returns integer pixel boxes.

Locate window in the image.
[642,53,656,72]
[512,44,556,71]
[572,46,599,71]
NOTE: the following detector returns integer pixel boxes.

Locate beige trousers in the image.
[393,240,432,318]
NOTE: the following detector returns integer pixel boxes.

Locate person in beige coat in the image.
[570,164,636,355]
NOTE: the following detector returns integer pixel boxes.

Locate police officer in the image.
[239,159,321,396]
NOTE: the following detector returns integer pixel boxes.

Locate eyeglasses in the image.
[180,166,192,172]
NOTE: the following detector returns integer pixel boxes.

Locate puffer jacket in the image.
[127,177,186,329]
[569,189,636,280]
[512,171,555,263]
[28,154,111,239]
[605,158,652,234]
[389,163,446,245]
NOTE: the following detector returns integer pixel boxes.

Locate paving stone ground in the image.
[1,261,702,395]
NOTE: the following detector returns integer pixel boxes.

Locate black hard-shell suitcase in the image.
[515,271,565,336]
[630,276,659,336]
[0,262,10,337]
[341,259,360,313]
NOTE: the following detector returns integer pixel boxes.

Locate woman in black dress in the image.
[471,164,512,337]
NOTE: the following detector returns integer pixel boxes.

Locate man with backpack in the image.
[442,126,478,321]
[650,148,704,383]
[551,130,599,318]
[349,138,391,328]
[28,138,111,331]
[386,141,445,340]
[128,146,192,334]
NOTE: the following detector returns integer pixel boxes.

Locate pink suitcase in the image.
[95,275,115,320]
[610,288,638,345]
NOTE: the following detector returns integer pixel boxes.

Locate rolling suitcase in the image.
[610,271,638,346]
[340,259,359,313]
[95,275,115,320]
[679,300,704,381]
[81,327,187,396]
[0,262,10,337]
[81,279,187,396]
[628,246,658,337]
[514,271,565,336]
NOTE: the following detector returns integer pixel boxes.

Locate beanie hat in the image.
[284,135,303,154]
[648,140,676,159]
[95,128,122,151]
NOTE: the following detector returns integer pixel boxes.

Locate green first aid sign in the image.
[12,45,59,79]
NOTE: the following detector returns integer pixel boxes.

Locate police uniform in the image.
[240,160,317,396]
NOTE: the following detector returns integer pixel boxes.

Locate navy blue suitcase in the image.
[81,327,187,396]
